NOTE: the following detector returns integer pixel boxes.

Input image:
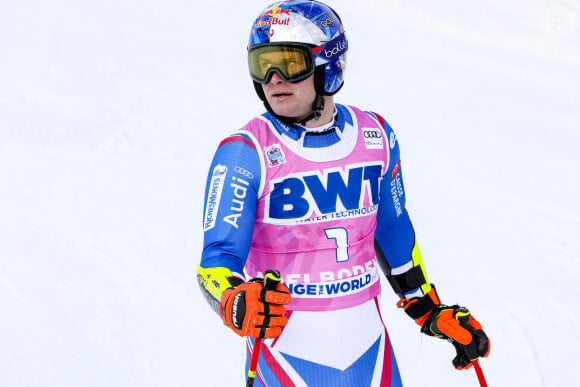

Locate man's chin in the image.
[270,107,295,118]
[269,104,305,120]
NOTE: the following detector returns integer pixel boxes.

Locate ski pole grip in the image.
[263,269,282,289]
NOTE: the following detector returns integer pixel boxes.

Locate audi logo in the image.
[363,131,382,139]
[235,166,254,179]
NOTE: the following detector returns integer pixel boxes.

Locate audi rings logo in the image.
[362,128,384,149]
[363,130,382,139]
[235,166,254,179]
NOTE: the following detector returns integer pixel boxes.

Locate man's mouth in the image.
[272,92,292,98]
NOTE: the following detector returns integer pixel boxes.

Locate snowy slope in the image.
[1,0,579,386]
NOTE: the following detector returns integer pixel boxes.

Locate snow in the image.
[1,0,579,386]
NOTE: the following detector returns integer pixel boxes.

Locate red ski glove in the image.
[398,287,490,370]
[219,272,291,338]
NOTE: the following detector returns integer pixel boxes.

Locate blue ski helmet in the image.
[248,1,348,96]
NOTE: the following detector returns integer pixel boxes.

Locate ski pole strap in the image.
[387,265,428,295]
[397,285,441,324]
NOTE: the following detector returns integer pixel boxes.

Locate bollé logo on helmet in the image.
[319,14,338,27]
[324,39,347,58]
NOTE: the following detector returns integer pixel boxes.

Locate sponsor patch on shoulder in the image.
[265,144,286,167]
[389,131,397,149]
[362,128,384,149]
[203,164,227,231]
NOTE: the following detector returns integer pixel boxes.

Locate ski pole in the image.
[246,270,282,387]
[472,359,488,387]
[246,338,262,387]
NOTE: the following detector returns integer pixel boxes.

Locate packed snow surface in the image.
[1,1,579,386]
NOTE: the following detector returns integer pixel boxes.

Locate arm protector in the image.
[197,265,244,314]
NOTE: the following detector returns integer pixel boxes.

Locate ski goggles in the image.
[248,32,348,84]
[248,43,315,84]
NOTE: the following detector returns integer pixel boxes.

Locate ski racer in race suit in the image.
[197,1,490,386]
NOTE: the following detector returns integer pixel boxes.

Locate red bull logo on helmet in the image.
[263,7,291,17]
[257,6,291,28]
[257,17,290,28]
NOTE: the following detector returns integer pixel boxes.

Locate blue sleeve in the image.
[200,133,261,276]
[373,116,417,270]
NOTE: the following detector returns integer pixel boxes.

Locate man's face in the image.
[262,71,316,121]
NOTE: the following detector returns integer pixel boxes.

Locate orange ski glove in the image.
[219,272,291,338]
[421,304,490,369]
[398,287,490,370]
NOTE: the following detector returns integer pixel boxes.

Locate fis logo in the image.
[265,162,383,222]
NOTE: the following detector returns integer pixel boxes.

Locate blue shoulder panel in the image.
[200,134,261,274]
[372,114,416,269]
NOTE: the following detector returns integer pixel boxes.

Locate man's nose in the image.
[267,70,285,84]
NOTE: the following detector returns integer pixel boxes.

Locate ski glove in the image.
[219,272,291,338]
[421,304,490,369]
[398,286,490,369]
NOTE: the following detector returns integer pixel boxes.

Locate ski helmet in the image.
[248,1,348,102]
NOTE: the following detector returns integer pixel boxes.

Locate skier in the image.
[197,1,490,385]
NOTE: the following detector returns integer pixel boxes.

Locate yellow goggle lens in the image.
[249,45,314,83]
